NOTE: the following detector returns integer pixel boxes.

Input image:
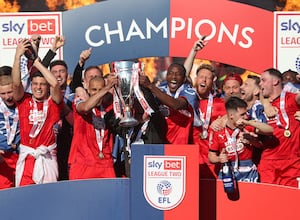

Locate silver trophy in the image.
[113,61,139,127]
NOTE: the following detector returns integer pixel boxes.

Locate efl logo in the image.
[164,160,181,170]
[27,19,56,35]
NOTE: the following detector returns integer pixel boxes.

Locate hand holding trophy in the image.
[24,40,38,61]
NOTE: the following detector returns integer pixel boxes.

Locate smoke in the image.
[13,0,102,12]
[18,0,49,11]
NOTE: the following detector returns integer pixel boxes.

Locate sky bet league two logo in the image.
[0,13,61,67]
[143,156,186,210]
[1,19,56,59]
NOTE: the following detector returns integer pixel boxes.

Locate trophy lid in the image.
[113,61,135,72]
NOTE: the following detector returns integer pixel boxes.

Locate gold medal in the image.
[99,151,104,159]
[199,130,208,139]
[284,129,291,138]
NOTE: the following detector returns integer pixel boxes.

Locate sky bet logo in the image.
[148,160,182,170]
[1,19,55,35]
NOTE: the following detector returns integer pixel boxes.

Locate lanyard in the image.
[132,63,154,116]
[277,91,289,130]
[225,128,240,170]
[200,93,213,135]
[92,106,105,159]
[29,98,48,138]
[126,128,134,157]
[134,120,150,143]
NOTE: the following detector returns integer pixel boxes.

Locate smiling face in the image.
[195,68,215,98]
[31,76,49,101]
[166,64,186,93]
[50,64,68,88]
[240,77,259,102]
[223,79,241,98]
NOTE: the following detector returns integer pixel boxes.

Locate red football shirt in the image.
[193,97,226,164]
[17,93,62,148]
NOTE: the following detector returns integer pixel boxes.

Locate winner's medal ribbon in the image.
[199,93,213,139]
[132,63,154,116]
[279,91,291,138]
[92,107,105,159]
[225,128,240,170]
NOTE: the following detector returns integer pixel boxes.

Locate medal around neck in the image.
[99,151,104,159]
[284,129,291,138]
[199,130,208,139]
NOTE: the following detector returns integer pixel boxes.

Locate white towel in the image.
[15,143,58,187]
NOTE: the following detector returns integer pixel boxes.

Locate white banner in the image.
[0,12,63,67]
[274,12,300,73]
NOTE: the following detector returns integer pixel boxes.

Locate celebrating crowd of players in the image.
[0,35,299,190]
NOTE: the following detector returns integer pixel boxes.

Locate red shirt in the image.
[17,93,62,148]
[68,101,114,167]
[209,126,254,162]
[262,92,300,160]
[193,97,226,164]
[165,97,194,144]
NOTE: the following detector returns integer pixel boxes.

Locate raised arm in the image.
[12,39,29,101]
[236,118,274,135]
[69,48,92,92]
[139,74,188,110]
[76,75,117,114]
[184,37,207,84]
[33,58,62,104]
[41,35,65,68]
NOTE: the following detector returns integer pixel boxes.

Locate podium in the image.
[130,144,199,220]
[1,144,300,220]
[0,144,198,220]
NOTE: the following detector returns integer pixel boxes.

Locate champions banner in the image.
[62,0,274,73]
[130,144,199,220]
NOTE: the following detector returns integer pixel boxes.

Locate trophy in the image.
[24,41,38,61]
[113,61,139,127]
